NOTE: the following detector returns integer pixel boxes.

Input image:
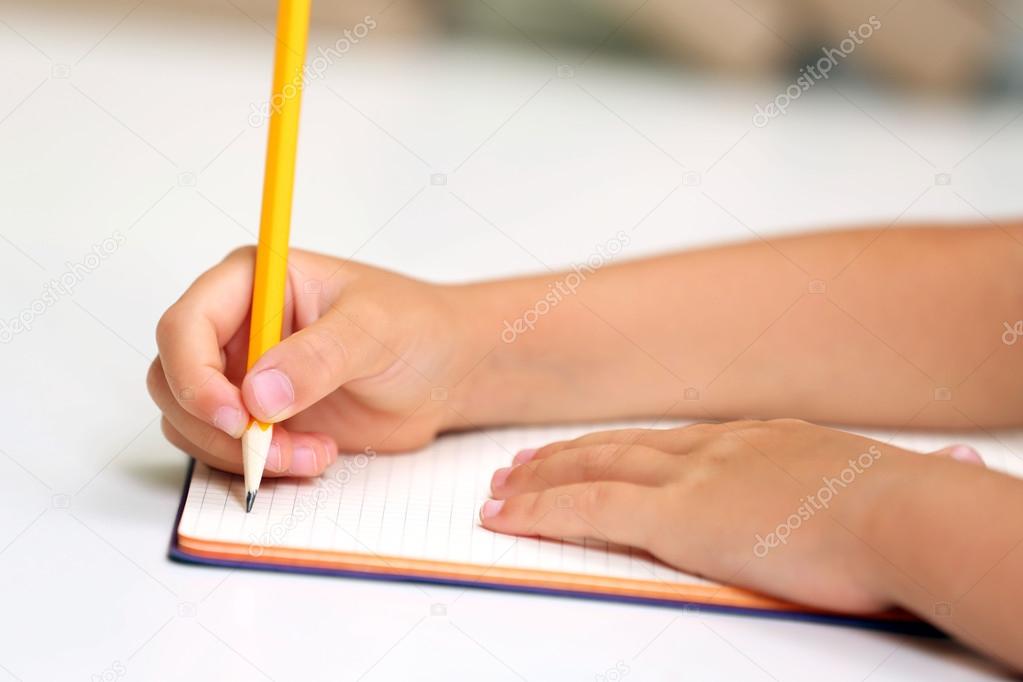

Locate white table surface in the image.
[2,3,1022,680]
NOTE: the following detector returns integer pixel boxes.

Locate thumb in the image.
[241,305,384,422]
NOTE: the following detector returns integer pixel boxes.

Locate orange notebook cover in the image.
[170,423,929,634]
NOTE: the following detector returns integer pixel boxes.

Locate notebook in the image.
[170,422,933,633]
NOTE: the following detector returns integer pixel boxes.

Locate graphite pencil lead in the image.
[246,491,256,513]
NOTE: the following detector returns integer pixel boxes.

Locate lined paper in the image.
[178,423,706,585]
[178,421,1023,585]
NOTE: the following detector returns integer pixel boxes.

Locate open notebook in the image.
[170,423,932,633]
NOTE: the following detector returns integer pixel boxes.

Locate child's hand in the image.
[481,419,982,613]
[147,247,475,477]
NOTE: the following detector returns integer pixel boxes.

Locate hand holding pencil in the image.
[146,0,483,504]
[146,0,478,502]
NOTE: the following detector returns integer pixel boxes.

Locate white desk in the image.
[1,4,1021,680]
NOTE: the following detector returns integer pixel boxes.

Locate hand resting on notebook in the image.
[481,419,1023,670]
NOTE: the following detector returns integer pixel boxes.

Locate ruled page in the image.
[177,423,706,585]
[177,421,1023,583]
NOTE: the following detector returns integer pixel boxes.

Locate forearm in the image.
[448,224,1023,429]
[865,460,1023,670]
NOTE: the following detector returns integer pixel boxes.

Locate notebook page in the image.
[178,423,708,586]
[177,421,1023,584]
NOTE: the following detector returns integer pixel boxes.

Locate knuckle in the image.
[354,296,388,328]
[768,417,807,429]
[198,424,220,454]
[294,324,348,378]
[577,428,637,446]
[159,417,175,441]
[719,419,766,436]
[578,445,619,478]
[513,492,542,521]
[578,481,611,515]
[154,306,183,345]
[146,359,164,400]
[531,492,550,519]
[506,462,534,488]
[224,245,257,262]
[681,422,717,436]
[634,428,667,446]
[535,441,565,459]
[160,419,190,455]
[334,296,384,331]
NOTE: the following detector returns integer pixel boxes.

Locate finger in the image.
[491,444,680,498]
[162,409,335,478]
[241,298,389,423]
[161,418,319,477]
[929,444,985,466]
[152,360,334,477]
[521,423,723,465]
[288,429,339,476]
[154,248,259,438]
[479,482,661,549]
[161,417,248,475]
[151,360,286,473]
[269,427,340,476]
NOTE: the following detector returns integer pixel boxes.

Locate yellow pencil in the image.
[243,0,312,513]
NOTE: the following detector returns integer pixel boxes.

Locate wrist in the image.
[437,280,508,430]
[439,278,556,430]
[851,450,933,609]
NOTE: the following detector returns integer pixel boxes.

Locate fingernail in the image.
[949,444,983,465]
[479,499,505,521]
[266,441,285,472]
[513,448,537,465]
[491,467,512,492]
[212,406,245,438]
[290,446,319,476]
[250,369,295,418]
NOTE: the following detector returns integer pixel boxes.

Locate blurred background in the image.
[3,0,1021,318]
[11,0,1023,89]
[2,1,1023,679]
[3,0,1021,286]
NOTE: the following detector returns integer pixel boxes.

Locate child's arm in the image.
[868,454,1023,670]
[451,224,1023,429]
[479,419,1023,671]
[148,223,1023,478]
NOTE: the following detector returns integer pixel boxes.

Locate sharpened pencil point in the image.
[246,491,256,513]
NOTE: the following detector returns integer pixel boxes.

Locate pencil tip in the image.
[246,491,256,513]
